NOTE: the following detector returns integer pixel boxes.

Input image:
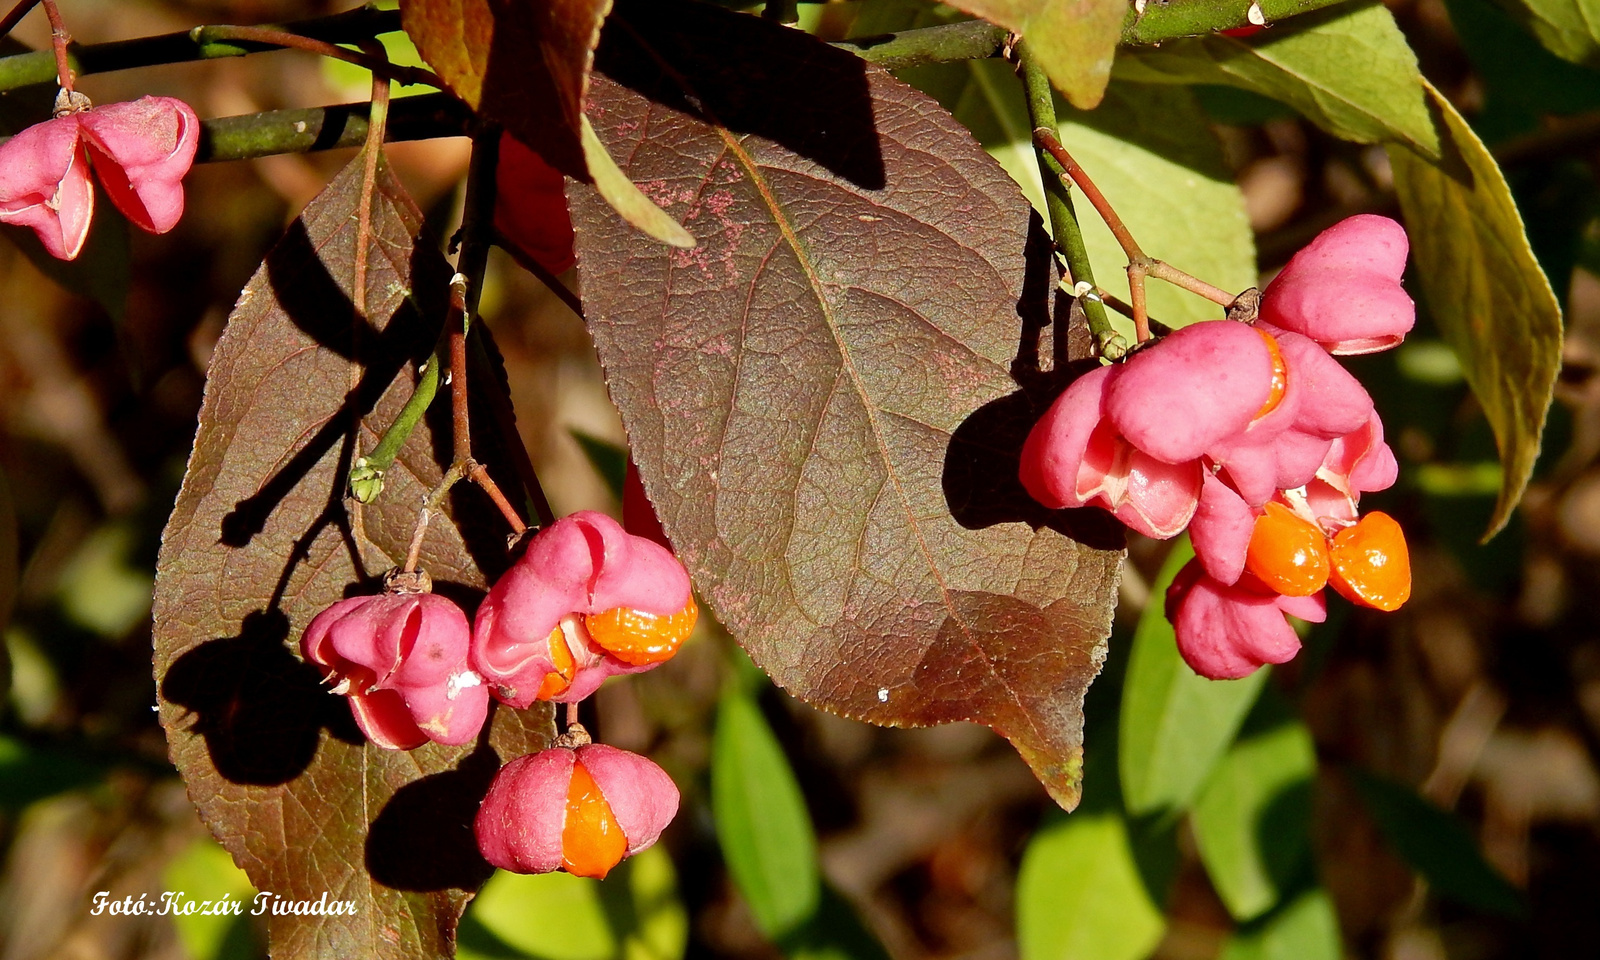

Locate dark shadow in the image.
[219,217,442,548]
[942,216,1124,551]
[161,609,360,786]
[591,0,884,191]
[365,738,502,891]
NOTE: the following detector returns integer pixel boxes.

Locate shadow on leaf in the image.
[365,739,502,892]
[161,608,361,786]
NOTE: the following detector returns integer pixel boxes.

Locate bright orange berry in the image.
[535,624,577,700]
[1245,502,1330,596]
[1253,329,1288,420]
[584,597,699,667]
[1328,511,1410,611]
[560,759,628,878]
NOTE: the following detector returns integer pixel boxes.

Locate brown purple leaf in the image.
[152,151,551,960]
[398,0,609,179]
[572,0,1123,810]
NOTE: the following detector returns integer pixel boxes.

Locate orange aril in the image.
[1245,502,1330,596]
[585,597,699,667]
[535,624,577,700]
[560,759,628,878]
[1253,329,1288,420]
[1328,511,1410,611]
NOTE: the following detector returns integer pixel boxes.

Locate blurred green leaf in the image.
[1389,82,1564,539]
[916,62,1254,329]
[1415,462,1504,497]
[56,522,154,638]
[1447,0,1600,140]
[1115,1,1440,158]
[0,734,106,809]
[162,836,261,960]
[1190,693,1316,921]
[1120,538,1267,816]
[321,29,438,99]
[1486,0,1600,68]
[1351,770,1526,916]
[784,884,892,960]
[572,430,628,500]
[1016,810,1166,960]
[712,687,820,940]
[459,847,688,960]
[1218,887,1342,960]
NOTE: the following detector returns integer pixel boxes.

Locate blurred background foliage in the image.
[2,0,1600,958]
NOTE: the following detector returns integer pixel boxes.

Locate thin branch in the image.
[187,24,442,89]
[1017,41,1122,358]
[40,0,69,92]
[0,0,39,42]
[1120,0,1354,45]
[1033,127,1144,261]
[0,3,402,92]
[831,18,1009,69]
[190,94,470,164]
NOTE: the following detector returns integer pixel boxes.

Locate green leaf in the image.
[580,115,695,249]
[572,430,628,499]
[1016,810,1166,960]
[1350,770,1525,916]
[162,836,261,960]
[152,150,553,960]
[712,688,820,940]
[458,847,688,960]
[783,884,892,960]
[1389,83,1564,539]
[1218,887,1341,960]
[0,734,106,809]
[940,0,1128,108]
[1119,538,1267,816]
[1190,695,1317,921]
[933,65,1255,329]
[1114,2,1440,158]
[574,0,1123,811]
[1487,0,1600,67]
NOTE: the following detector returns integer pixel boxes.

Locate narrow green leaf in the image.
[785,884,892,960]
[1218,887,1342,960]
[1119,538,1267,816]
[1351,770,1525,916]
[458,847,688,960]
[162,837,261,960]
[712,689,820,940]
[1389,82,1564,539]
[1114,1,1440,158]
[581,116,695,249]
[571,430,628,499]
[1190,697,1317,921]
[1488,0,1600,67]
[1016,811,1165,960]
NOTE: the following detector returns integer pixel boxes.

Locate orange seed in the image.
[560,759,628,878]
[1253,329,1288,420]
[1245,502,1330,596]
[1328,511,1411,611]
[535,624,577,700]
[585,597,699,667]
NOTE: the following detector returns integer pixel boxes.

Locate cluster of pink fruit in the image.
[301,511,697,879]
[1021,215,1416,679]
[0,95,198,260]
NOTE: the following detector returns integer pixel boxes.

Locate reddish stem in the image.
[0,0,40,41]
[41,0,71,92]
[192,24,443,89]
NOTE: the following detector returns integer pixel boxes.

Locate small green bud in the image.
[349,457,385,503]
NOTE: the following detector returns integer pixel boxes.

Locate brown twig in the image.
[40,0,70,92]
[1033,126,1240,336]
[188,24,443,89]
[0,0,39,41]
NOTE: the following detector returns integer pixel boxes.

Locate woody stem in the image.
[187,24,442,88]
[40,0,70,92]
[0,0,40,42]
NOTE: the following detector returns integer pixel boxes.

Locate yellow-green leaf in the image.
[1389,83,1564,538]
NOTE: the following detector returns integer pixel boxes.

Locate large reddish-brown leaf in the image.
[152,152,552,959]
[399,0,609,178]
[572,0,1123,810]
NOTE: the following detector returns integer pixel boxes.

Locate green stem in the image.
[1120,0,1354,45]
[349,342,442,504]
[194,94,470,163]
[1018,42,1122,359]
[0,2,400,92]
[831,18,1009,69]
